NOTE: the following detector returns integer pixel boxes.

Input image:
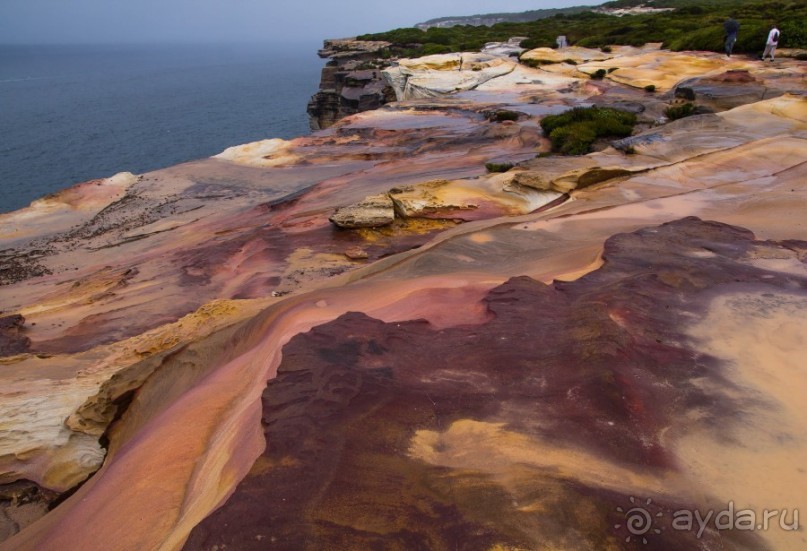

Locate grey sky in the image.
[0,0,601,44]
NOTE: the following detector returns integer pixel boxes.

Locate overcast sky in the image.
[0,0,601,45]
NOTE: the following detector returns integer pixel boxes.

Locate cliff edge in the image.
[306,39,396,131]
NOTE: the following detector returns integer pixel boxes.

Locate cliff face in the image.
[307,38,527,129]
[306,39,396,131]
[1,41,806,551]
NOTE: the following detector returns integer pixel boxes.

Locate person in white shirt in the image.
[762,24,780,61]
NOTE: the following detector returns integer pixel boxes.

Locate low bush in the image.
[487,110,521,122]
[520,57,551,68]
[591,69,608,80]
[665,102,696,120]
[644,84,656,92]
[675,86,696,101]
[485,162,515,173]
[422,43,453,55]
[541,106,637,155]
[548,123,598,155]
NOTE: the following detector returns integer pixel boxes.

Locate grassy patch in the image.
[541,106,637,155]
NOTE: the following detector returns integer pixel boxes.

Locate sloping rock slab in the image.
[674,70,783,112]
[521,46,613,65]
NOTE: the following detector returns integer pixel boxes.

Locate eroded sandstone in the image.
[0,42,805,550]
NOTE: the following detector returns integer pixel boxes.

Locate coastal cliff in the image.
[1,27,807,551]
[306,39,396,131]
[307,37,528,128]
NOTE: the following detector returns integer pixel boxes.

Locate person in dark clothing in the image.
[724,17,740,57]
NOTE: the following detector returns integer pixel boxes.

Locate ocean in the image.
[0,43,323,213]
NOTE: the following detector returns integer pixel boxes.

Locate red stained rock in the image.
[184,217,803,550]
[0,315,30,357]
[711,70,757,83]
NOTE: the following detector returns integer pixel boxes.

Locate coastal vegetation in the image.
[540,106,637,155]
[665,102,697,120]
[485,162,515,173]
[486,110,521,123]
[359,0,807,56]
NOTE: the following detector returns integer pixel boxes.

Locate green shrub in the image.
[575,37,607,48]
[541,106,637,155]
[520,57,553,67]
[549,123,598,155]
[665,102,696,120]
[485,162,515,173]
[675,86,696,101]
[644,84,656,92]
[592,68,608,80]
[781,19,807,49]
[422,43,453,55]
[520,37,553,49]
[601,46,613,53]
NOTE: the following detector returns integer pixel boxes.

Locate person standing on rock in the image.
[761,24,781,61]
[723,16,740,57]
[556,35,568,49]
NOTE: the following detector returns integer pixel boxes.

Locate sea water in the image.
[0,42,322,213]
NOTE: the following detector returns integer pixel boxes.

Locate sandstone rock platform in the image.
[1,44,805,551]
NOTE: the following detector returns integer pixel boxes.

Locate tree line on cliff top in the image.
[358,0,806,56]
